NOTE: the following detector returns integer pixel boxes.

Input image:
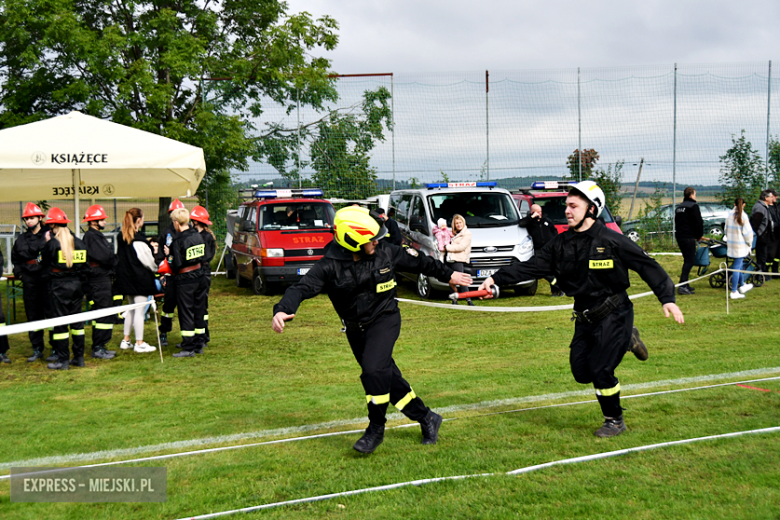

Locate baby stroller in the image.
[707,238,765,289]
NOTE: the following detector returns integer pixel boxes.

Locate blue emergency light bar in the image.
[531,181,577,190]
[253,188,324,199]
[425,181,498,189]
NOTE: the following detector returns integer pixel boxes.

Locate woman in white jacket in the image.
[444,214,473,305]
[725,197,755,299]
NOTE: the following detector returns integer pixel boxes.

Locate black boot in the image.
[467,298,475,306]
[160,332,168,347]
[70,356,85,367]
[27,351,43,362]
[91,349,115,360]
[353,423,385,454]
[47,359,70,370]
[628,326,648,361]
[420,410,443,445]
[594,416,626,438]
[45,352,59,362]
[0,353,10,363]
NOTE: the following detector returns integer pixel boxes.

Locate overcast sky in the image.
[286,0,780,73]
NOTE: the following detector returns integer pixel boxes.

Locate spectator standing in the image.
[432,218,453,261]
[725,197,755,300]
[750,190,777,278]
[12,202,51,361]
[377,208,403,246]
[674,187,704,295]
[444,214,473,305]
[40,208,89,370]
[115,208,158,353]
[518,203,561,296]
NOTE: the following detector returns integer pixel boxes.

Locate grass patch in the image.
[1,255,778,519]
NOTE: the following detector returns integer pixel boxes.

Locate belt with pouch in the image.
[342,310,394,332]
[571,293,624,324]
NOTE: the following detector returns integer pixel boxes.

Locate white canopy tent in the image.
[0,111,206,235]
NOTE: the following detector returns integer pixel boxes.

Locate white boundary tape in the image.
[173,425,780,520]
[1,367,778,476]
[396,269,723,312]
[0,300,154,337]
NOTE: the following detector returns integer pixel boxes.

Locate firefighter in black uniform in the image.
[190,206,216,347]
[82,204,118,360]
[272,206,473,454]
[168,208,207,358]
[40,208,90,370]
[0,247,10,363]
[157,198,185,346]
[479,181,685,438]
[12,202,51,361]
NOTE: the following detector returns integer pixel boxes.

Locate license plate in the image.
[477,269,498,278]
[297,268,310,276]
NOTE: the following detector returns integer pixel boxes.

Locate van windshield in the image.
[258,203,335,230]
[427,192,519,228]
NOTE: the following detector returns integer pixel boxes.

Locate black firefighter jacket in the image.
[274,240,455,323]
[491,220,675,311]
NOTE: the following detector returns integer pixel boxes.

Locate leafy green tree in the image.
[766,135,780,191]
[718,130,765,207]
[592,160,624,215]
[566,149,599,181]
[0,0,339,225]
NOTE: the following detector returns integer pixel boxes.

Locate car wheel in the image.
[626,230,640,243]
[709,226,723,237]
[252,267,272,295]
[226,256,236,279]
[514,279,538,296]
[416,273,433,299]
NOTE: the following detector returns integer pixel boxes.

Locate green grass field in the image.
[1,256,779,519]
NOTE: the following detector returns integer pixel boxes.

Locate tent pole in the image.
[73,168,81,237]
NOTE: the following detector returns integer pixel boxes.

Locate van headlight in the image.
[518,236,534,253]
[261,248,284,257]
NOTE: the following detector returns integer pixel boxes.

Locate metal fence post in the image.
[672,63,678,236]
[766,60,772,189]
[578,67,582,182]
[485,70,490,181]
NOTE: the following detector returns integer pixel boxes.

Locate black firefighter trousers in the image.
[345,310,429,425]
[569,295,633,419]
[21,273,48,353]
[47,275,85,362]
[176,276,206,352]
[87,276,114,352]
[159,275,177,333]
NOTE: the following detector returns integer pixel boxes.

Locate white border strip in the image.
[173,426,780,520]
[0,300,153,337]
[2,367,778,475]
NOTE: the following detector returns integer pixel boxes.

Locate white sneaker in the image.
[730,292,746,300]
[133,342,157,353]
[119,339,133,350]
[738,283,754,294]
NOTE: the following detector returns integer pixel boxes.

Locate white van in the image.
[388,182,536,298]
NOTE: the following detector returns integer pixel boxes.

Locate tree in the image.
[592,160,624,215]
[767,135,780,191]
[0,0,340,226]
[258,86,392,199]
[718,130,765,207]
[566,149,599,181]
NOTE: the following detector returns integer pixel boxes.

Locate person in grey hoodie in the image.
[750,189,778,277]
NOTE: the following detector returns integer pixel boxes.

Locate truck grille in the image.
[469,257,517,268]
[471,245,515,254]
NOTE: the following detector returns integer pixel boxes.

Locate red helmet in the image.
[22,202,45,218]
[158,258,173,275]
[168,198,185,213]
[46,207,72,225]
[82,204,108,222]
[190,205,212,226]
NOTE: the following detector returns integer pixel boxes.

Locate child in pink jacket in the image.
[432,218,453,261]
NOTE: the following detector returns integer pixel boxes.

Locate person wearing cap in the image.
[190,206,216,347]
[39,208,90,370]
[478,181,684,438]
[167,207,207,358]
[12,202,52,361]
[518,203,562,296]
[376,208,402,246]
[157,198,185,347]
[272,206,472,454]
[82,205,118,359]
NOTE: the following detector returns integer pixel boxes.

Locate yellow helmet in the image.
[333,206,387,252]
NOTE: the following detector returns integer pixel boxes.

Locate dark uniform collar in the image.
[324,239,386,262]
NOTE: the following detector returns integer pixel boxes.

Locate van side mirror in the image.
[615,215,623,228]
[241,221,254,232]
[410,218,429,235]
